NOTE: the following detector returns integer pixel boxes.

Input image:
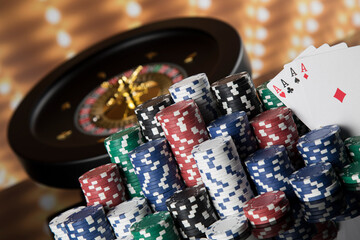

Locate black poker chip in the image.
[134,94,173,141]
[211,72,263,119]
[166,184,218,239]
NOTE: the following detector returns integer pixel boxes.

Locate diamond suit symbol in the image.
[333,88,346,103]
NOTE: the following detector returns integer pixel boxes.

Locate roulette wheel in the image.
[8,17,251,188]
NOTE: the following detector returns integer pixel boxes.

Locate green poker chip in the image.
[345,136,360,161]
[131,211,179,239]
[104,125,145,198]
[257,80,285,110]
[340,161,360,184]
[256,80,309,136]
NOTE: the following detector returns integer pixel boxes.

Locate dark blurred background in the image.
[1,0,360,239]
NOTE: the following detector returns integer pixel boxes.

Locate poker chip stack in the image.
[297,125,351,170]
[166,185,218,239]
[104,126,145,198]
[130,211,180,240]
[107,197,152,239]
[79,163,127,209]
[345,136,360,162]
[169,73,220,124]
[312,221,338,240]
[331,191,360,221]
[256,80,309,136]
[129,138,185,211]
[243,191,291,227]
[204,214,250,240]
[340,161,360,191]
[156,100,208,186]
[64,204,114,240]
[134,94,173,141]
[276,215,315,240]
[192,136,254,217]
[251,214,293,239]
[211,72,262,119]
[207,111,258,159]
[257,80,285,109]
[289,162,342,204]
[298,189,344,223]
[49,206,85,240]
[250,107,302,168]
[245,145,295,196]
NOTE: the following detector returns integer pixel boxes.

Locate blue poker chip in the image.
[129,138,168,158]
[289,162,333,183]
[246,145,287,166]
[297,125,340,148]
[207,111,247,128]
[245,145,295,198]
[207,111,257,159]
[49,206,86,239]
[65,205,104,228]
[129,139,184,211]
[64,205,114,239]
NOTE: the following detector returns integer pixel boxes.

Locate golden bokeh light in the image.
[1,0,360,191]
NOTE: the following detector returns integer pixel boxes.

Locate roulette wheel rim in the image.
[8,17,251,188]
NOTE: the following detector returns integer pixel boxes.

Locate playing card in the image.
[291,45,360,136]
[267,43,348,129]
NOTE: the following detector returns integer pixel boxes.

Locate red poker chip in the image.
[81,186,126,198]
[256,133,298,144]
[79,175,121,185]
[252,116,295,131]
[164,129,207,141]
[85,192,126,202]
[165,134,208,145]
[86,197,125,208]
[80,183,125,194]
[165,122,208,133]
[248,203,290,226]
[158,112,202,126]
[156,99,196,120]
[177,161,198,169]
[168,134,208,146]
[244,191,286,214]
[254,123,298,135]
[247,200,290,221]
[251,213,292,238]
[78,163,118,183]
[250,212,293,229]
[173,155,195,164]
[156,100,207,187]
[183,179,202,187]
[251,114,293,130]
[258,141,297,149]
[255,127,298,136]
[245,195,289,214]
[255,126,298,135]
[257,134,298,144]
[163,123,208,136]
[251,107,292,125]
[86,192,126,203]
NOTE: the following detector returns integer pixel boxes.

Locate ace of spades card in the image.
[268,44,360,137]
[267,43,348,129]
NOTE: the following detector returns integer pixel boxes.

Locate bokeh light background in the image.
[1,0,360,238]
[2,0,360,189]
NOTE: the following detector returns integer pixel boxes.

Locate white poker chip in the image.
[205,214,248,240]
[48,206,86,240]
[192,136,253,217]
